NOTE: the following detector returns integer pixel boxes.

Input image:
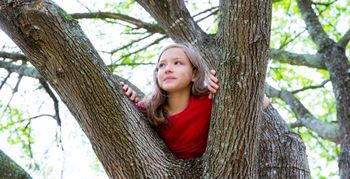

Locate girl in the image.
[120,43,219,159]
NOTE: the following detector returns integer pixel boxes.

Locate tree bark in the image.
[259,105,310,178]
[0,0,310,178]
[202,0,273,178]
[297,0,350,178]
[0,1,197,178]
[0,149,32,179]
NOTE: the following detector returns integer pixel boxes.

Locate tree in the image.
[0,149,32,179]
[0,0,348,178]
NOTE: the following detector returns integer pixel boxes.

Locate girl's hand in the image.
[120,82,139,103]
[262,94,270,109]
[208,69,219,99]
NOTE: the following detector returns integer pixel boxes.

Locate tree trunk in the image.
[202,0,272,178]
[0,0,310,178]
[0,149,32,179]
[297,1,350,178]
[259,105,310,178]
[325,45,350,179]
[0,1,196,178]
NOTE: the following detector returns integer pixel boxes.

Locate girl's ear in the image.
[192,68,198,82]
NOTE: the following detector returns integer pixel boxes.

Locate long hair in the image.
[141,43,209,126]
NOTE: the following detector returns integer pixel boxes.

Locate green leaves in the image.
[0,107,34,158]
[57,7,74,21]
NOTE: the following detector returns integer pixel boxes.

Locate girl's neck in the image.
[166,90,191,116]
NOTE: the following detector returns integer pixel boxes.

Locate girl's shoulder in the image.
[191,94,211,103]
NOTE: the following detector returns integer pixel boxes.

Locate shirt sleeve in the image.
[135,101,146,111]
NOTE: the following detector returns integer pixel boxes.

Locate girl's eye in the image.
[158,63,165,68]
[174,61,182,65]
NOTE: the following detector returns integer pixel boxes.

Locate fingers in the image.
[120,81,128,91]
[119,81,138,102]
[207,69,219,99]
[208,79,219,92]
[208,69,219,93]
[125,86,133,97]
[209,72,219,83]
[262,94,270,109]
[130,90,139,102]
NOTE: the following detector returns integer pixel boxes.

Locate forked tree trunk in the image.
[0,0,310,178]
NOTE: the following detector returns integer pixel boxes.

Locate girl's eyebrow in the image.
[159,57,185,63]
[172,57,185,60]
[158,59,167,63]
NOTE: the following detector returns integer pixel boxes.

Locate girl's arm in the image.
[207,69,219,99]
[120,81,139,103]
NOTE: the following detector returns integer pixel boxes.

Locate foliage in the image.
[0,104,39,171]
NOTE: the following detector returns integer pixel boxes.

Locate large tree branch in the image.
[0,1,201,177]
[270,48,325,69]
[265,84,340,143]
[0,149,32,179]
[338,28,350,48]
[0,60,41,78]
[0,51,27,61]
[136,0,209,44]
[0,57,145,100]
[297,0,334,51]
[71,12,165,34]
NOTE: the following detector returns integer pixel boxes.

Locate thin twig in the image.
[279,30,306,50]
[291,79,330,94]
[118,36,166,60]
[110,33,154,54]
[0,72,11,90]
[39,79,61,126]
[29,114,56,120]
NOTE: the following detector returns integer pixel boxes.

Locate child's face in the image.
[157,47,195,94]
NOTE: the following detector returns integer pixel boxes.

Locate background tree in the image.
[0,0,349,178]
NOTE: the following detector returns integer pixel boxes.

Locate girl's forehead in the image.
[159,47,187,59]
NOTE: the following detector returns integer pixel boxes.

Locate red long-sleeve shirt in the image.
[154,95,212,159]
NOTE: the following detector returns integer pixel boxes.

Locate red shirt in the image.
[156,95,212,159]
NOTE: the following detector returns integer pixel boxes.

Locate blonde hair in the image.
[141,43,209,126]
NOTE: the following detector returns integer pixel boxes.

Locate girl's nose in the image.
[165,64,173,73]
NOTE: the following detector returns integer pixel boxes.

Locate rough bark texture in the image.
[202,0,273,178]
[0,0,310,178]
[0,149,32,179]
[327,46,350,179]
[259,105,310,178]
